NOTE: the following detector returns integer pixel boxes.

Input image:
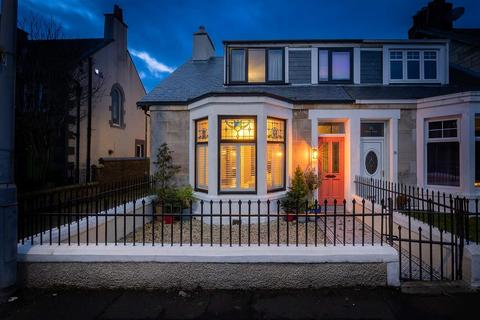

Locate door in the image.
[318,137,344,203]
[360,140,384,179]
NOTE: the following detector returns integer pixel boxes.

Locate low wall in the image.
[93,157,149,184]
[17,245,399,289]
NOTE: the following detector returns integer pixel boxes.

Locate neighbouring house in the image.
[139,11,480,209]
[409,0,480,80]
[14,5,148,190]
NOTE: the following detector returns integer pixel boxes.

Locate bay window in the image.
[426,119,460,186]
[195,118,209,191]
[267,118,286,191]
[229,48,284,84]
[476,115,480,187]
[219,117,256,193]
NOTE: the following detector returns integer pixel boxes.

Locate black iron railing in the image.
[18,197,393,248]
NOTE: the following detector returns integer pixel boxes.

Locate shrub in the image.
[281,166,308,213]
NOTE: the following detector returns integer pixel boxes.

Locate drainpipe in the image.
[0,0,18,299]
[85,56,93,182]
[75,85,82,183]
[143,108,150,176]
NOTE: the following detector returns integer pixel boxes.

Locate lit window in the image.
[195,119,208,191]
[268,49,283,82]
[219,117,256,192]
[230,49,245,82]
[267,118,286,191]
[135,140,145,157]
[248,49,265,83]
[424,51,437,80]
[426,119,459,186]
[111,86,123,126]
[407,51,420,80]
[390,51,403,80]
[332,51,350,80]
[318,50,329,81]
[318,122,345,135]
[475,115,480,187]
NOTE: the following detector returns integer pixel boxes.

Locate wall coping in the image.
[18,244,398,264]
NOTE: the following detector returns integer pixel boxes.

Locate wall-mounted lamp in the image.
[311,147,318,160]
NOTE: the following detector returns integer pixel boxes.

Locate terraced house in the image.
[138,24,480,209]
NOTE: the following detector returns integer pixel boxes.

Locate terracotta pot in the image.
[284,213,297,222]
[163,215,175,224]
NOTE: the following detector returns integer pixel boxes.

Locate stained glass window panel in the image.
[221,118,255,140]
[267,118,285,142]
[196,119,208,142]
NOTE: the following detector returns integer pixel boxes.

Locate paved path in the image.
[1,287,479,319]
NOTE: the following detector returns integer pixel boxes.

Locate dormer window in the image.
[317,48,353,83]
[389,49,439,82]
[228,48,284,84]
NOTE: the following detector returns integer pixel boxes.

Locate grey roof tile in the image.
[139,56,480,106]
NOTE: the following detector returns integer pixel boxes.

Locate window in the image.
[248,49,265,83]
[426,119,460,186]
[135,140,145,158]
[318,50,329,81]
[361,123,384,137]
[390,49,438,81]
[407,51,420,80]
[229,48,284,83]
[111,86,123,126]
[317,49,352,82]
[390,51,403,80]
[318,122,345,135]
[230,49,245,82]
[267,118,286,191]
[195,119,208,191]
[424,51,437,80]
[219,117,256,192]
[476,115,480,187]
[268,49,283,81]
[332,51,350,80]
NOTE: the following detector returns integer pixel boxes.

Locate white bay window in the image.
[195,118,208,191]
[266,118,286,191]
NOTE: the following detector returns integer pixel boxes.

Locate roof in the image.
[223,39,449,45]
[28,38,111,67]
[412,28,480,46]
[139,56,480,107]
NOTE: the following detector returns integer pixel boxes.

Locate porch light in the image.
[311,147,318,160]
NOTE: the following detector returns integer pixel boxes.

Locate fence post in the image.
[388,198,394,246]
[455,197,465,280]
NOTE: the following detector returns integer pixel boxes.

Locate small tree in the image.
[304,166,319,204]
[281,166,308,213]
[154,143,180,199]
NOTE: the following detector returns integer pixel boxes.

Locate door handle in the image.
[325,174,336,178]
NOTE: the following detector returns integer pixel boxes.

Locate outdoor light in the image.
[311,147,318,160]
[94,68,100,75]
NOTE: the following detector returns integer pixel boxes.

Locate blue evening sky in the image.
[16,0,480,92]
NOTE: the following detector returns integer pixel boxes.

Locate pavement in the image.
[1,286,479,319]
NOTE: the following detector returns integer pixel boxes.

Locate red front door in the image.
[318,137,345,203]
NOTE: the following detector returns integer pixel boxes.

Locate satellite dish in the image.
[446,7,465,21]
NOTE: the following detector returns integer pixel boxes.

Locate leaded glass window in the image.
[267,118,286,191]
[195,118,208,191]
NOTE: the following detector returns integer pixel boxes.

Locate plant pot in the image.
[284,213,297,222]
[163,215,175,224]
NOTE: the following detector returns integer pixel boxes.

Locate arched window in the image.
[111,85,123,126]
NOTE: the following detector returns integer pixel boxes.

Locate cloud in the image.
[23,0,100,24]
[139,71,147,79]
[130,49,175,77]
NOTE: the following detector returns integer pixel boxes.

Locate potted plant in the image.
[154,143,180,224]
[175,185,194,220]
[281,166,308,221]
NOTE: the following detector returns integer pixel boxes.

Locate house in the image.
[139,24,480,207]
[14,5,148,189]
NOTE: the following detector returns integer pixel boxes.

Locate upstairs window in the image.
[390,49,438,82]
[426,119,459,187]
[390,51,403,80]
[230,49,246,82]
[317,49,352,82]
[229,48,284,84]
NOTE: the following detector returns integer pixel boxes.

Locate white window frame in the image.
[387,48,440,83]
[425,118,460,187]
[195,118,209,192]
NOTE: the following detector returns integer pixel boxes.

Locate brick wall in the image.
[93,157,150,184]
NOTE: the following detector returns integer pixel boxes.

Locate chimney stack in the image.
[104,4,127,51]
[192,26,215,61]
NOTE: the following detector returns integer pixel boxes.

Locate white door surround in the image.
[309,109,400,203]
